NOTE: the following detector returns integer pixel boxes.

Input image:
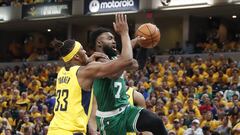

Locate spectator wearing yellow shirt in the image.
[30,105,41,119]
[16,92,30,111]
[197,86,212,99]
[168,104,183,124]
[33,87,46,102]
[216,70,229,84]
[170,88,182,102]
[177,67,184,77]
[2,87,13,102]
[232,122,240,135]
[20,115,34,134]
[166,92,182,112]
[27,79,41,92]
[171,119,185,135]
[162,116,173,131]
[193,58,207,71]
[150,96,157,112]
[215,91,228,107]
[207,68,219,84]
[12,89,20,100]
[226,61,238,77]
[2,111,14,128]
[192,69,205,83]
[199,68,209,79]
[183,98,202,119]
[178,74,192,86]
[179,87,189,103]
[0,118,12,135]
[200,111,222,132]
[227,95,240,115]
[197,79,212,94]
[228,68,240,86]
[204,40,219,53]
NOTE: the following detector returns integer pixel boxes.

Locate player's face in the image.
[97,32,117,57]
[77,47,88,65]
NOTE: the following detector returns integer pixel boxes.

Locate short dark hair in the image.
[89,27,112,50]
[52,39,75,57]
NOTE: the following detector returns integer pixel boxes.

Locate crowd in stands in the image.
[5,37,59,62]
[0,0,70,7]
[0,63,58,135]
[169,38,240,55]
[0,53,240,134]
[126,54,240,134]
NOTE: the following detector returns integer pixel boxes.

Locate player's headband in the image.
[62,41,82,62]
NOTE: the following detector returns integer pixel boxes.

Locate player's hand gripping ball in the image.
[135,23,161,48]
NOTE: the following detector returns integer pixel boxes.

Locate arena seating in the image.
[0,53,239,134]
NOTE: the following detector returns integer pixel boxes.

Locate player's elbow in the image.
[128,59,139,71]
[119,57,135,68]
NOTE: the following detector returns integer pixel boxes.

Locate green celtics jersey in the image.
[93,74,129,111]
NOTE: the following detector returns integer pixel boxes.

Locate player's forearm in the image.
[120,32,133,60]
[102,59,134,78]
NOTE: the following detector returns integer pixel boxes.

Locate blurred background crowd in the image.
[0,53,240,135]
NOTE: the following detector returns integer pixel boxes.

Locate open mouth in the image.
[112,45,117,51]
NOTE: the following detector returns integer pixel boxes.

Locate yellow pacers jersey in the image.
[48,66,93,134]
[126,87,136,135]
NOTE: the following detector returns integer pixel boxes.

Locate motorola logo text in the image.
[89,0,135,13]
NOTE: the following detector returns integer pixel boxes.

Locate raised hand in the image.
[113,13,129,35]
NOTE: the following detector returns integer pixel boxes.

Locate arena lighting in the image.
[232,15,237,18]
[233,1,240,4]
[23,15,70,20]
[160,4,211,10]
[89,10,138,16]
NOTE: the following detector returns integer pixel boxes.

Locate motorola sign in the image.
[89,0,100,13]
[84,0,139,15]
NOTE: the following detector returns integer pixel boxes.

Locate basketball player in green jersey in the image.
[88,14,167,135]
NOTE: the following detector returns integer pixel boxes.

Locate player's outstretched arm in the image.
[80,58,133,79]
[113,13,133,62]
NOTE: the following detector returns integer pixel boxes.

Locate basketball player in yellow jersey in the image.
[126,87,152,135]
[48,13,135,135]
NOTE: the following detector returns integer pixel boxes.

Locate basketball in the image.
[135,23,161,48]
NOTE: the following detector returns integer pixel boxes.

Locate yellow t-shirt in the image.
[200,120,222,131]
[172,127,185,135]
[168,112,183,124]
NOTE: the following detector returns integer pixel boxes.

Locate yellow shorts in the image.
[127,132,137,135]
[47,128,85,135]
